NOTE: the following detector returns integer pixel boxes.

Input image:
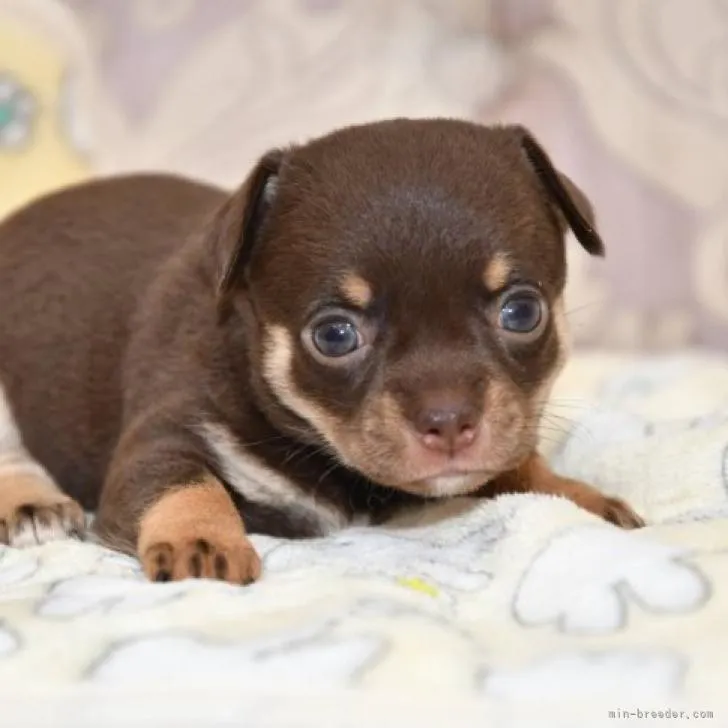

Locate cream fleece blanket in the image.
[1,352,727,727]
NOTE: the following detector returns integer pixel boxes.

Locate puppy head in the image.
[212,120,602,497]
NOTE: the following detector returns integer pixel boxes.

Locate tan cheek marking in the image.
[264,332,418,495]
[482,379,530,467]
[339,273,373,309]
[262,325,347,451]
[137,477,261,584]
[479,297,570,470]
[361,392,404,435]
[483,253,511,292]
[354,393,408,477]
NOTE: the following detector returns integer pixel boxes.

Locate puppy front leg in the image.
[97,424,261,584]
[491,453,644,528]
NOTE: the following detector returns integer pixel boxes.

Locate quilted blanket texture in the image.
[0,352,727,727]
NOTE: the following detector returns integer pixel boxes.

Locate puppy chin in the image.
[396,472,490,498]
[432,473,491,497]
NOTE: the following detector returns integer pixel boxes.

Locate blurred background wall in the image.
[1,0,726,351]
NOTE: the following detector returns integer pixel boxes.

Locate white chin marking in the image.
[423,474,484,498]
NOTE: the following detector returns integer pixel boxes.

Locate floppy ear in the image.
[520,130,604,256]
[212,148,286,300]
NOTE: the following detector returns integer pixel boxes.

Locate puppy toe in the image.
[219,541,262,585]
[144,543,175,582]
[602,497,645,529]
[176,538,217,580]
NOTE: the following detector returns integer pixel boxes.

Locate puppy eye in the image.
[499,295,541,333]
[496,287,548,339]
[311,318,362,358]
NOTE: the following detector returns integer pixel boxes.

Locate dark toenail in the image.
[189,552,203,577]
[214,554,227,579]
[195,539,211,555]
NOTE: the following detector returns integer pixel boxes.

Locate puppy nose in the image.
[414,403,479,454]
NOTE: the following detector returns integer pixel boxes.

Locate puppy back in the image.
[0,174,226,507]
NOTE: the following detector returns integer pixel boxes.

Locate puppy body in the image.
[0,119,642,582]
[0,176,379,541]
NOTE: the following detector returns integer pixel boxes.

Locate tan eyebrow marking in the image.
[483,253,512,292]
[339,273,373,308]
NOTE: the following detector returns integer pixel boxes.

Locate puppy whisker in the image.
[563,301,602,318]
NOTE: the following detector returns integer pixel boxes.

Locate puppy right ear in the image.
[213,149,285,301]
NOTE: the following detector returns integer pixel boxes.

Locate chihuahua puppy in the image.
[0,119,643,583]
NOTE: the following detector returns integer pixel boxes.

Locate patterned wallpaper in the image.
[0,0,727,351]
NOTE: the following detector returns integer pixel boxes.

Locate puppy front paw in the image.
[137,479,261,585]
[142,535,261,584]
[0,474,86,547]
[552,481,645,530]
[496,455,645,530]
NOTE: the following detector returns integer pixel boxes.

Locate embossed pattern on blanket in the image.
[0,353,727,723]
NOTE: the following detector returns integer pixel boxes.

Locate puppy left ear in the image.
[519,130,604,256]
[213,148,286,299]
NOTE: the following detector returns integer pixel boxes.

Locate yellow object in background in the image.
[396,576,440,598]
[0,15,91,219]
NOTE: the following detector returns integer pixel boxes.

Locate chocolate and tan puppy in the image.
[0,119,642,583]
